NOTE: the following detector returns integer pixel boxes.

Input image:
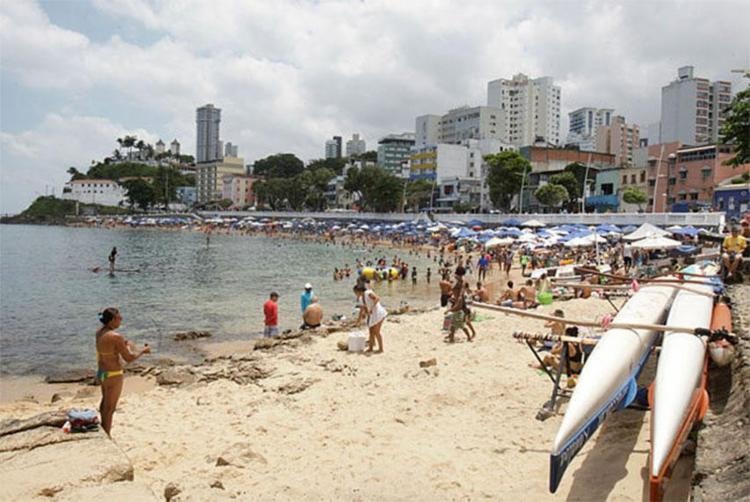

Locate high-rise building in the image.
[196,104,222,163]
[566,107,614,151]
[595,115,640,167]
[170,139,180,156]
[660,66,732,146]
[487,73,561,147]
[415,106,504,148]
[224,142,239,158]
[324,136,343,159]
[377,133,415,174]
[345,133,366,157]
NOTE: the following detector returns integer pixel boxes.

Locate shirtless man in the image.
[96,308,150,436]
[302,297,323,329]
[473,281,490,302]
[520,279,538,308]
[439,274,453,307]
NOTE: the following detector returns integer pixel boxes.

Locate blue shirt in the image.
[301,290,313,313]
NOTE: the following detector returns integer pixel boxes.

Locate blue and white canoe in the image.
[649,262,720,500]
[549,278,678,493]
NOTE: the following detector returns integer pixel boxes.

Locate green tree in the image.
[485,151,531,211]
[534,183,569,209]
[564,161,598,204]
[307,157,346,175]
[549,172,580,212]
[67,167,87,181]
[720,87,750,166]
[122,179,155,210]
[151,166,182,208]
[452,201,475,213]
[301,167,336,210]
[352,150,378,162]
[622,186,648,211]
[405,179,434,211]
[252,153,304,178]
[344,166,402,212]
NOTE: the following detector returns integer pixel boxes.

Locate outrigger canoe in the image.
[649,262,721,501]
[550,278,678,493]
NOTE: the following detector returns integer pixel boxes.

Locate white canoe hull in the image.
[550,280,677,492]
[650,264,717,478]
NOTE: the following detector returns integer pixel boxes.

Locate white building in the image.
[409,144,468,183]
[155,139,166,155]
[61,179,127,207]
[415,106,505,147]
[415,115,441,147]
[660,66,732,146]
[196,104,222,163]
[170,139,180,156]
[566,107,614,151]
[345,133,366,157]
[487,73,561,147]
[377,133,415,174]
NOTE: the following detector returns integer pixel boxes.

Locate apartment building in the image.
[595,115,640,167]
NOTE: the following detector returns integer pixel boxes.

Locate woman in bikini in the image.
[96,308,150,436]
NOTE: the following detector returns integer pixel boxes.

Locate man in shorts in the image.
[263,292,279,337]
[722,226,747,278]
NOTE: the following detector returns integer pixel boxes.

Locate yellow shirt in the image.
[723,235,747,253]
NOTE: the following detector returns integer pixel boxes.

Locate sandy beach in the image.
[0,295,692,501]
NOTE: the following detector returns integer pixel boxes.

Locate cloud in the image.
[1,0,749,213]
[0,113,156,213]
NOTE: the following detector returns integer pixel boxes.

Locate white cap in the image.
[304,283,312,290]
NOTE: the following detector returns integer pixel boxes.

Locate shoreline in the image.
[0,299,694,500]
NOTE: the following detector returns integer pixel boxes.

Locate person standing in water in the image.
[96,307,150,436]
[108,247,117,275]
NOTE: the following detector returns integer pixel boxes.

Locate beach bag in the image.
[66,408,99,432]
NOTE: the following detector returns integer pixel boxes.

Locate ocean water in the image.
[0,225,437,376]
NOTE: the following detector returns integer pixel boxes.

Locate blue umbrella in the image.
[502,218,522,227]
[466,219,484,227]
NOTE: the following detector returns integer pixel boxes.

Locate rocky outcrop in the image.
[692,284,750,501]
[45,368,95,384]
[0,411,140,500]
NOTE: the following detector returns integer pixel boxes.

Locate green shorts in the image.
[451,311,465,330]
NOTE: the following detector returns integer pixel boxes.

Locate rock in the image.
[75,386,97,399]
[56,481,158,501]
[0,419,134,500]
[164,482,181,501]
[216,443,267,468]
[337,341,348,351]
[173,331,212,341]
[277,377,319,395]
[419,358,437,368]
[50,393,63,403]
[210,480,225,490]
[254,338,279,350]
[156,368,196,386]
[45,368,95,384]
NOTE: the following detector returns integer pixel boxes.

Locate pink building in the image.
[221,175,256,208]
[595,115,639,167]
[649,144,746,212]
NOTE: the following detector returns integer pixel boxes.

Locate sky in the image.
[1,0,749,214]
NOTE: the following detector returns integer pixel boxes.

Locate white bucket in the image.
[348,332,367,352]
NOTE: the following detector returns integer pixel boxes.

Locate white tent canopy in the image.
[629,235,682,250]
[623,222,671,241]
[522,219,546,227]
[485,237,514,248]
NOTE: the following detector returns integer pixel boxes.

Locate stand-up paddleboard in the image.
[649,262,719,502]
[549,279,678,493]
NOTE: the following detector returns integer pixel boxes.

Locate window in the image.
[679,171,687,179]
[640,172,646,183]
[631,174,636,184]
[622,175,627,184]
[689,193,699,200]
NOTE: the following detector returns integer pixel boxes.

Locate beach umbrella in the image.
[630,235,682,250]
[623,222,670,241]
[467,219,484,227]
[502,217,522,227]
[485,237,514,248]
[522,219,546,228]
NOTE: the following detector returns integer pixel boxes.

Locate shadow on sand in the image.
[565,408,645,501]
